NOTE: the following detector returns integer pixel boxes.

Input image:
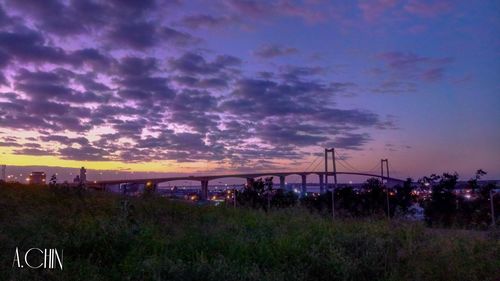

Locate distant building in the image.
[29,172,46,185]
[80,167,87,183]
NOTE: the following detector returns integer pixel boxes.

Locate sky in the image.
[0,0,499,182]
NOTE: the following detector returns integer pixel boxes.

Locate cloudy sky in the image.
[0,0,499,181]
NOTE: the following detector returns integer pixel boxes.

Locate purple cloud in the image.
[254,44,299,59]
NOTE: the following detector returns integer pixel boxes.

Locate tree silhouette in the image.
[394,178,414,215]
[424,172,458,227]
[237,177,297,210]
[49,174,57,187]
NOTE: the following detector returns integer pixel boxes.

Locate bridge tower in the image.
[325,148,337,220]
[380,159,389,183]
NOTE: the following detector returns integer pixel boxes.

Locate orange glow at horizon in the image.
[0,147,211,173]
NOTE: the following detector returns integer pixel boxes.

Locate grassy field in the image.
[0,184,499,281]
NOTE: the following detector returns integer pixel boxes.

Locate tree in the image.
[361,178,387,216]
[237,178,267,209]
[49,174,57,187]
[237,177,297,210]
[394,178,415,215]
[468,169,487,191]
[424,172,458,227]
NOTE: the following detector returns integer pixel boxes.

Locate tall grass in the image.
[0,183,499,281]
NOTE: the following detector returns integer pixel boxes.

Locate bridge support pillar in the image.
[200,180,209,201]
[301,174,307,196]
[318,174,324,193]
[246,178,255,188]
[279,176,285,190]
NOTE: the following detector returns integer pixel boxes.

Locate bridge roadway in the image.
[93,171,405,201]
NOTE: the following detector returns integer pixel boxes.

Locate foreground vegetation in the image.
[1,183,499,281]
[238,171,499,229]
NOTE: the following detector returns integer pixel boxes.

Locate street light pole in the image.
[332,148,337,221]
[491,190,496,227]
[381,159,390,220]
[234,188,237,209]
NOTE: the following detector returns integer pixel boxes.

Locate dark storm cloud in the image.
[0,28,69,64]
[168,90,221,133]
[108,21,200,49]
[128,130,225,162]
[14,68,108,103]
[90,105,142,123]
[169,52,241,75]
[0,91,93,132]
[112,56,175,103]
[220,78,358,121]
[377,51,453,82]
[280,66,326,81]
[13,147,55,156]
[3,0,167,37]
[0,141,21,147]
[69,48,113,69]
[4,0,85,35]
[115,56,158,76]
[40,135,89,146]
[254,44,299,59]
[0,50,10,67]
[180,14,232,29]
[58,145,110,161]
[116,76,174,100]
[108,21,156,49]
[108,0,158,13]
[161,27,201,46]
[226,145,303,161]
[218,77,382,150]
[223,0,327,23]
[75,74,111,92]
[0,4,14,27]
[256,121,328,146]
[373,81,417,94]
[116,76,174,103]
[111,119,145,139]
[0,114,50,130]
[324,133,371,150]
[173,75,228,89]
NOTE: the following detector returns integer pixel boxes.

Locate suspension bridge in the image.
[92,148,406,200]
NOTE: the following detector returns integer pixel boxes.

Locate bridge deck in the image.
[94,171,405,185]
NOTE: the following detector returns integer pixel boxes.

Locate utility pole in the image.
[381,159,390,219]
[234,189,237,208]
[324,148,328,188]
[332,148,338,220]
[491,189,499,227]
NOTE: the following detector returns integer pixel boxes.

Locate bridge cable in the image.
[335,159,353,172]
[334,151,362,173]
[339,159,358,172]
[310,158,323,172]
[304,156,321,172]
[366,162,381,173]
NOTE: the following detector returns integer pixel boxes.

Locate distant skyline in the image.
[0,0,499,180]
